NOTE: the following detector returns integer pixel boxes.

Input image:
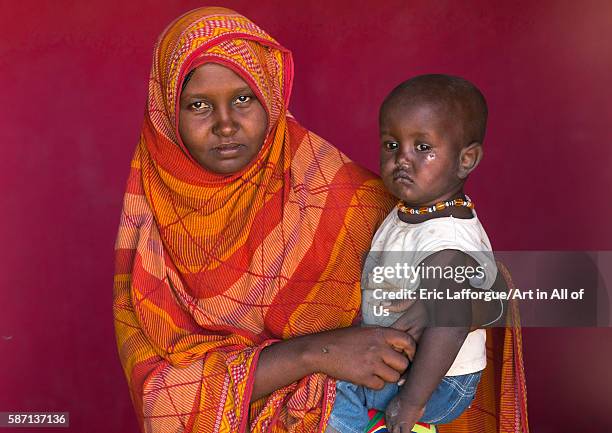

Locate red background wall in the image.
[1,1,611,431]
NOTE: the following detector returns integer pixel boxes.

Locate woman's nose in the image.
[212,109,238,137]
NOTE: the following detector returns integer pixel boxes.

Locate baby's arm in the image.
[385,250,473,432]
[389,262,507,338]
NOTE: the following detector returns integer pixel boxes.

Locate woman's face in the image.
[178,63,268,174]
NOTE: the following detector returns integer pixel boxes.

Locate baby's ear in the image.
[457,142,483,179]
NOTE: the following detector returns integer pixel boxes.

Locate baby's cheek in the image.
[380,156,394,172]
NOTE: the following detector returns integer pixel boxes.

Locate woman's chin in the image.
[201,157,252,175]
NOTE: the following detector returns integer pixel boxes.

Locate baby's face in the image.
[379,101,466,206]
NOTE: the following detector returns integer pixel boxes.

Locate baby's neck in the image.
[396,192,474,224]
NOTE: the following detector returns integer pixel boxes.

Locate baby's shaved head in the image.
[380,74,488,145]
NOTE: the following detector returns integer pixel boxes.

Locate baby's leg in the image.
[326,381,370,433]
[327,380,406,433]
[365,381,401,412]
[383,371,481,430]
[419,371,482,424]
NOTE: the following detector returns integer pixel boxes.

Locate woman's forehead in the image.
[181,63,253,96]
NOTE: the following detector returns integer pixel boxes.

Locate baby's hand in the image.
[385,394,426,433]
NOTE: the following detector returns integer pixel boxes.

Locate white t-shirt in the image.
[361,209,498,376]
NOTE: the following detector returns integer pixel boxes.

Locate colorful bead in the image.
[397,196,474,215]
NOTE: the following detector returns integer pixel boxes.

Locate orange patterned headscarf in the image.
[114,7,393,432]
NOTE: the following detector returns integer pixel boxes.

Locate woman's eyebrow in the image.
[180,91,206,100]
[181,86,254,99]
[235,86,254,93]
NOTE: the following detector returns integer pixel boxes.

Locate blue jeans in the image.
[327,371,481,433]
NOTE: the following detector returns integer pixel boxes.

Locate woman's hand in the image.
[252,325,414,400]
[304,326,415,390]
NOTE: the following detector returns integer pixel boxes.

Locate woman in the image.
[113,7,528,433]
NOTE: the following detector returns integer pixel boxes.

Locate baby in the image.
[327,74,500,433]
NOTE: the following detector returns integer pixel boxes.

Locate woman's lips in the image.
[213,143,244,157]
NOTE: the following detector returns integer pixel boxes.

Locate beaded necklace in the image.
[397,196,474,215]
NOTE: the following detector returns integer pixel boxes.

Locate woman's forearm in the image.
[251,325,416,401]
[251,334,320,401]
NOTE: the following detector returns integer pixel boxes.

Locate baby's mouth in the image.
[392,169,414,184]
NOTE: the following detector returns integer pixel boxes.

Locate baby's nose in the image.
[395,146,414,165]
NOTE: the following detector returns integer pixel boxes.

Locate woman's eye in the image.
[384,141,399,151]
[190,101,211,111]
[234,95,252,105]
[416,143,432,152]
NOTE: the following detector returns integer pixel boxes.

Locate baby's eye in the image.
[384,141,399,151]
[190,101,211,111]
[415,142,432,152]
[234,95,252,105]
